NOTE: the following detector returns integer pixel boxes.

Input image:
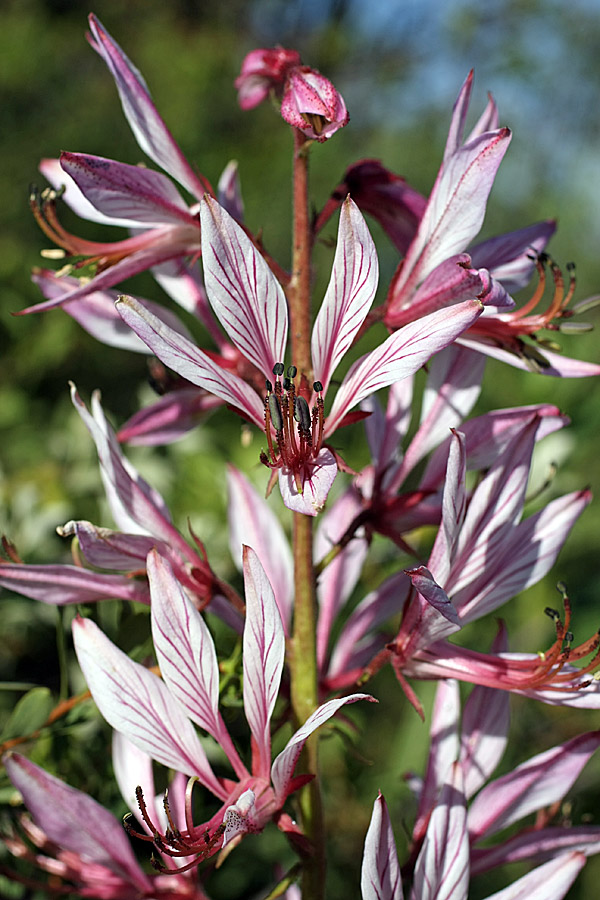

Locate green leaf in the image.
[1,687,54,742]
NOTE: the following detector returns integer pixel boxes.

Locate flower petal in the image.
[0,562,149,606]
[200,196,288,376]
[116,295,265,428]
[148,551,248,778]
[457,335,600,377]
[70,385,185,550]
[118,389,222,446]
[325,300,483,437]
[460,683,509,799]
[242,546,285,777]
[392,127,511,305]
[278,448,338,516]
[32,271,194,353]
[482,852,585,900]
[60,152,194,226]
[72,616,226,798]
[361,793,404,900]
[227,466,293,633]
[395,343,483,486]
[413,680,461,844]
[412,761,469,900]
[315,488,369,671]
[87,15,209,198]
[5,753,152,892]
[469,220,556,293]
[468,731,600,841]
[271,694,374,803]
[311,198,379,394]
[40,157,141,228]
[57,519,160,570]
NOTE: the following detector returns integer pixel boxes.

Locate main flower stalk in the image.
[288,128,325,899]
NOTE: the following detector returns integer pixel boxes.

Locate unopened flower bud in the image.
[280,66,349,142]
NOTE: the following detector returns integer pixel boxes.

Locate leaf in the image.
[1,688,54,742]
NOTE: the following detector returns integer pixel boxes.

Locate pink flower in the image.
[21,14,215,316]
[117,195,483,514]
[236,47,348,141]
[72,547,372,866]
[280,66,349,141]
[4,752,211,898]
[0,386,242,627]
[371,71,600,377]
[361,679,600,899]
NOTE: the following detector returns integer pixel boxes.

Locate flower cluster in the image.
[2,13,600,900]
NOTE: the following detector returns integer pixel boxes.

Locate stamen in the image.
[268,394,283,432]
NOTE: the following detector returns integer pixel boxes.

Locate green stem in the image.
[287,128,325,900]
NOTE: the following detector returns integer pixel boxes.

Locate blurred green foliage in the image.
[1,0,600,897]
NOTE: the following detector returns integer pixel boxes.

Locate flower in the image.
[117,195,483,514]
[72,547,371,866]
[319,71,599,377]
[4,751,211,899]
[280,66,349,141]
[361,678,600,899]
[21,14,215,316]
[236,47,348,141]
[0,386,242,626]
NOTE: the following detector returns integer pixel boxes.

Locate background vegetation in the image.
[1,0,599,897]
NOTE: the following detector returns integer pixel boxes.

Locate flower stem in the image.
[288,127,325,900]
[288,129,313,378]
[292,511,324,899]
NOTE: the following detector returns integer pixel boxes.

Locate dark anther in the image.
[556,581,568,596]
[565,631,574,643]
[545,607,560,621]
[273,362,284,377]
[283,377,292,391]
[268,394,284,431]
[313,381,323,393]
[287,365,297,378]
[294,396,311,431]
[566,262,576,272]
[265,378,273,392]
[538,251,549,264]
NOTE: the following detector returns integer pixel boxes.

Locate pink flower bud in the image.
[235,47,301,110]
[280,66,349,141]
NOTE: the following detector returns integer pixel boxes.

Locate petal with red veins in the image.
[72,616,226,798]
[201,196,288,376]
[361,792,403,900]
[278,448,338,516]
[116,295,265,428]
[393,128,511,304]
[460,683,510,799]
[325,300,483,437]
[468,730,600,842]
[60,152,193,226]
[311,198,378,394]
[242,547,285,776]
[482,852,585,900]
[227,466,293,633]
[87,15,209,198]
[5,753,152,893]
[412,761,469,900]
[271,694,374,803]
[40,157,141,228]
[0,562,149,606]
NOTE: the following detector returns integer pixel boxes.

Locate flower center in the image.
[260,363,324,489]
